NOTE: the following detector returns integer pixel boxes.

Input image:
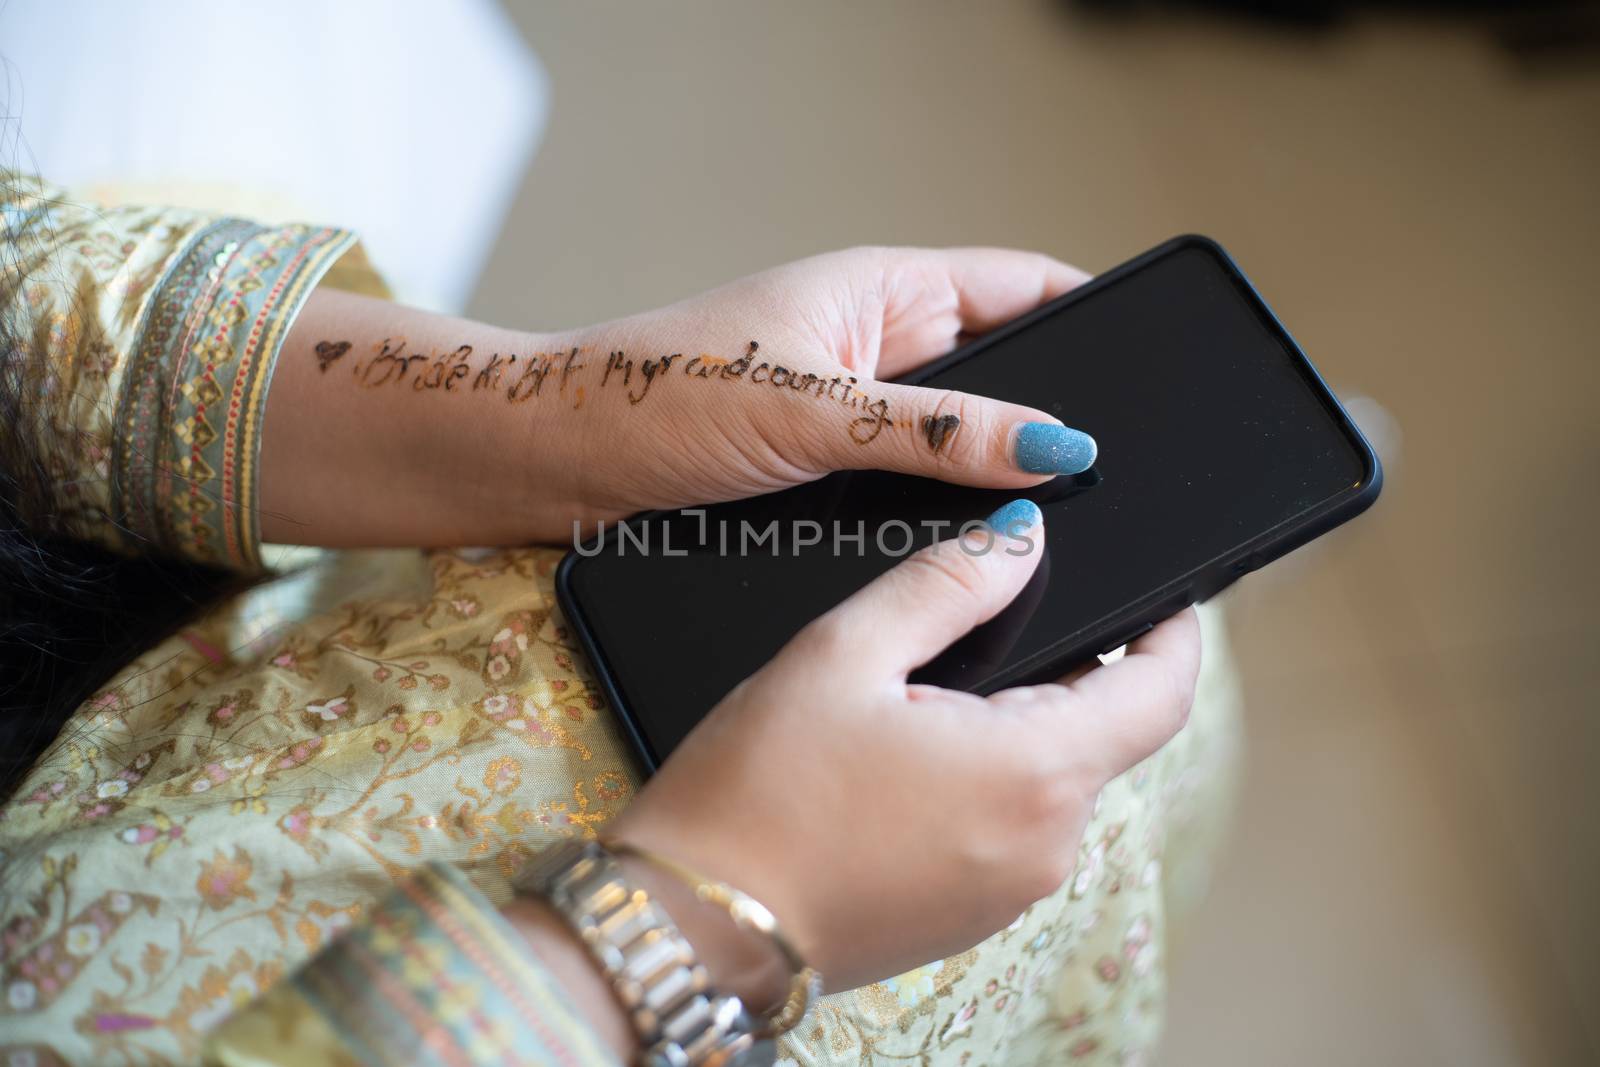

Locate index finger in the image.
[876,248,1091,379]
[991,608,1202,778]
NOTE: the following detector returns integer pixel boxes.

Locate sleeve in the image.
[1,173,358,568]
[202,863,622,1067]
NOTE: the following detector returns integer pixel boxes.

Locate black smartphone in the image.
[556,236,1381,772]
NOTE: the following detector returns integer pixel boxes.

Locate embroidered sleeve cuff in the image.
[203,863,619,1067]
[112,220,357,567]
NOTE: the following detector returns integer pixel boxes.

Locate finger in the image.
[812,378,1096,487]
[991,608,1202,776]
[876,248,1091,378]
[797,501,1046,678]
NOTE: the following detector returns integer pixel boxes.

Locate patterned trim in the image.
[282,864,615,1067]
[113,220,356,567]
[114,218,259,553]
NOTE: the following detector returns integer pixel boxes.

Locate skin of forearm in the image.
[501,895,639,1061]
[259,287,572,547]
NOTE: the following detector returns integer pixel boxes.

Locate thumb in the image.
[797,500,1047,678]
[818,379,1097,488]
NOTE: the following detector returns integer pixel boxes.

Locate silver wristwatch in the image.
[516,840,776,1067]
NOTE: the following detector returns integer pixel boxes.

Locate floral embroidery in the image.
[116,812,187,863]
[0,885,161,1018]
[302,685,357,730]
[484,756,522,794]
[195,849,256,911]
[203,690,257,728]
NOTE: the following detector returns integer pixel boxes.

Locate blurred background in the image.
[8,0,1598,1062]
[475,7,1600,1058]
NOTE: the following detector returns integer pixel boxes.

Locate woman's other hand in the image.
[606,506,1201,996]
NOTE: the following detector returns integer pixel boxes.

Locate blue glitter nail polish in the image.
[1014,422,1097,475]
[985,498,1042,535]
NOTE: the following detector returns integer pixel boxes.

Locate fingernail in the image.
[1014,422,1097,475]
[985,498,1043,535]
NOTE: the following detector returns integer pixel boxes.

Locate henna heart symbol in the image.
[314,340,351,372]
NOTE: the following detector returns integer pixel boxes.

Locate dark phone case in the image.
[556,235,1383,773]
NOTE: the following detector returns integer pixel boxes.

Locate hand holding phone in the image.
[606,509,1201,997]
[490,246,1106,544]
[561,237,1380,769]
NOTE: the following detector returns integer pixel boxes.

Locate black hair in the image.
[1,180,240,798]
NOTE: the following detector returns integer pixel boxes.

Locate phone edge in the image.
[555,549,665,774]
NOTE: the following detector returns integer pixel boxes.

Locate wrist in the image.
[507,837,790,1064]
[268,286,586,547]
[503,854,789,1040]
[502,894,639,1062]
[441,325,587,542]
[613,853,791,1015]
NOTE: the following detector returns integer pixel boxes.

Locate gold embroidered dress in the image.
[0,177,1241,1067]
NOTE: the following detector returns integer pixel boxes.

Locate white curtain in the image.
[1,0,547,312]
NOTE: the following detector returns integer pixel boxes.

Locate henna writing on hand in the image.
[329,337,935,452]
[921,414,961,455]
[314,340,350,373]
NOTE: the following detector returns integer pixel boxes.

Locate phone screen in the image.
[562,240,1376,766]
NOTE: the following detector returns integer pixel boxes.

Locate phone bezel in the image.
[555,235,1383,773]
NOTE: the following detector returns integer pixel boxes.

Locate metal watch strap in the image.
[515,840,776,1067]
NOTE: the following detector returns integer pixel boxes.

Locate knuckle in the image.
[1158,661,1198,737]
[1041,850,1080,897]
[1018,850,1076,907]
[1014,783,1062,839]
[791,611,852,661]
[1005,760,1095,906]
[776,402,845,472]
[1175,695,1197,735]
[902,541,990,606]
[1173,685,1196,733]
[832,245,896,281]
[939,393,992,470]
[907,388,989,470]
[1020,757,1083,827]
[849,243,894,261]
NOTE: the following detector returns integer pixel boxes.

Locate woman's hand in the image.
[264,248,1097,546]
[606,506,1201,998]
[539,248,1097,534]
